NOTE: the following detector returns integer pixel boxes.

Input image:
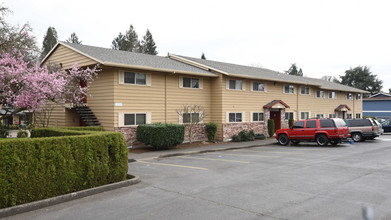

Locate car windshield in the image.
[333,118,347,127]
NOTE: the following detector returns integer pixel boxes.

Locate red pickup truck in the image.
[276,118,350,146]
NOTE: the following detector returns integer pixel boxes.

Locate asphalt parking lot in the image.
[5,135,391,220]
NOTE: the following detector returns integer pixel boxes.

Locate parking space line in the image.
[233,149,304,155]
[207,152,280,158]
[137,160,208,170]
[179,156,250,164]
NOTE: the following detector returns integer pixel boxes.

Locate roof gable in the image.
[263,100,290,109]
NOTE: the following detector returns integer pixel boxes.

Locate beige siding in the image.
[42,45,98,69]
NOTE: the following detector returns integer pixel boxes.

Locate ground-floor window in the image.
[355,113,361,118]
[300,112,310,120]
[329,114,335,118]
[316,114,324,119]
[252,112,264,122]
[229,113,242,122]
[346,114,352,119]
[183,113,200,123]
[285,112,294,120]
[125,113,146,125]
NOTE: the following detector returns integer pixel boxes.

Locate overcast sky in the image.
[3,0,391,91]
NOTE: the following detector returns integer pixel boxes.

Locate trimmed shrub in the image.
[17,129,28,138]
[205,122,218,142]
[137,123,185,150]
[31,128,90,138]
[233,130,255,142]
[8,124,18,130]
[0,127,8,138]
[0,128,128,208]
[268,119,275,137]
[289,119,294,127]
[64,126,105,132]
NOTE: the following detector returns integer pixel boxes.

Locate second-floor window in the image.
[252,82,265,91]
[300,87,310,95]
[329,91,336,99]
[229,80,243,90]
[284,85,295,94]
[183,77,199,88]
[125,72,146,85]
[316,91,325,98]
[347,93,353,100]
[356,94,361,100]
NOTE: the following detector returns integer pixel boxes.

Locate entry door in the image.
[270,110,281,131]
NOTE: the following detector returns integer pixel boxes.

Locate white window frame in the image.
[179,76,203,89]
[118,70,151,86]
[251,112,264,122]
[316,90,325,98]
[355,113,361,118]
[347,113,353,119]
[179,112,203,124]
[227,79,245,91]
[356,94,361,100]
[329,113,336,118]
[347,93,353,100]
[283,85,295,94]
[300,111,310,120]
[226,112,244,123]
[285,112,295,120]
[328,91,336,99]
[251,81,266,92]
[316,114,324,119]
[118,112,151,127]
[300,86,310,95]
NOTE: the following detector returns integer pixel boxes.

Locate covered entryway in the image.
[264,100,290,132]
[335,104,351,119]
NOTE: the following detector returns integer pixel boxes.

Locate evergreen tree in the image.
[66,32,82,44]
[201,53,206,60]
[41,27,58,60]
[111,25,139,52]
[140,29,158,55]
[339,66,382,96]
[285,63,303,76]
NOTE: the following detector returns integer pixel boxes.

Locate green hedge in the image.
[205,122,218,142]
[0,128,128,208]
[137,123,185,150]
[232,130,255,142]
[268,119,275,137]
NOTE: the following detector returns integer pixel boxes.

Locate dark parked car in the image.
[344,118,381,142]
[275,118,350,146]
[379,119,391,133]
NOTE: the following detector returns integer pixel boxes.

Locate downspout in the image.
[165,73,167,123]
[297,87,299,120]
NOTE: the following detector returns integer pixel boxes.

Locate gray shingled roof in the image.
[174,55,367,93]
[59,42,215,76]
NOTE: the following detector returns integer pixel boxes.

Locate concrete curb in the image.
[0,174,140,218]
[128,141,277,162]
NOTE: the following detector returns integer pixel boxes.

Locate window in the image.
[183,77,199,88]
[300,112,310,120]
[124,72,146,85]
[285,112,294,120]
[356,113,361,118]
[300,87,310,95]
[356,94,361,100]
[252,82,265,91]
[229,113,242,122]
[252,112,264,122]
[316,114,324,119]
[329,114,335,118]
[346,114,352,119]
[347,93,353,100]
[329,91,336,99]
[229,79,243,90]
[292,121,304,129]
[183,113,200,123]
[124,113,146,125]
[320,119,334,128]
[316,90,324,98]
[306,120,317,128]
[284,85,295,94]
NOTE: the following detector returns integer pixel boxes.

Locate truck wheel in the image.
[278,134,290,145]
[351,133,363,142]
[316,134,329,146]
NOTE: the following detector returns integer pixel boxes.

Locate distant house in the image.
[41,42,367,145]
[363,93,391,118]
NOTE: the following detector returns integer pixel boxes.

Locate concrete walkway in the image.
[128,138,277,161]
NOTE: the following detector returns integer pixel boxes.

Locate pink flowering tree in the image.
[0,52,99,126]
